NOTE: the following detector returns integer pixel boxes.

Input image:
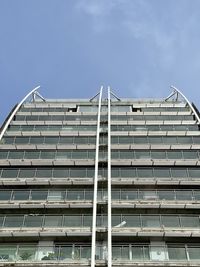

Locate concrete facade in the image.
[0,88,200,266]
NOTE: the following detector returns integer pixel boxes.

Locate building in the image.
[0,85,200,267]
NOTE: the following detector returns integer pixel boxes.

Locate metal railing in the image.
[0,244,200,262]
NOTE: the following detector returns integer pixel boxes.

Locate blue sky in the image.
[1,0,200,123]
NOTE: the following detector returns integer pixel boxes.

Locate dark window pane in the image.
[137,168,153,178]
[15,137,30,144]
[36,169,52,178]
[53,168,69,178]
[31,190,48,200]
[45,137,59,144]
[40,151,55,159]
[154,168,170,178]
[24,215,43,227]
[188,169,200,178]
[2,169,18,178]
[162,216,179,227]
[4,216,24,227]
[151,151,166,159]
[24,151,40,159]
[0,190,12,200]
[181,216,199,228]
[44,216,62,227]
[12,191,29,200]
[171,169,187,178]
[8,151,23,159]
[121,168,136,177]
[19,169,35,178]
[29,137,44,144]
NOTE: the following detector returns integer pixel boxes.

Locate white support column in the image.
[0,85,41,141]
[91,86,103,267]
[107,86,112,267]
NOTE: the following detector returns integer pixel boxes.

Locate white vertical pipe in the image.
[0,85,40,140]
[91,86,103,267]
[107,86,112,267]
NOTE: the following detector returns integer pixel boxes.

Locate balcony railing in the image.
[0,244,200,262]
[0,214,199,229]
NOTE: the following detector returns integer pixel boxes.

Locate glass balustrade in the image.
[0,244,200,262]
[0,189,200,202]
[0,214,199,229]
[0,149,200,160]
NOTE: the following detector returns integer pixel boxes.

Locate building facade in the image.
[0,86,200,266]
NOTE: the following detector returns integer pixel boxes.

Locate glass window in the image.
[161,216,180,227]
[188,247,200,260]
[63,215,81,227]
[168,246,187,260]
[4,216,24,227]
[0,245,17,261]
[19,169,35,178]
[177,137,192,144]
[171,169,187,178]
[167,151,182,159]
[24,151,40,159]
[1,137,14,144]
[137,168,153,178]
[53,168,69,178]
[31,190,48,200]
[17,246,37,261]
[139,191,157,200]
[181,216,200,228]
[70,168,86,178]
[81,246,91,260]
[121,190,137,200]
[0,190,12,200]
[30,137,44,144]
[44,216,62,227]
[67,191,84,200]
[44,137,59,144]
[135,151,150,159]
[2,169,18,178]
[157,191,175,200]
[183,151,198,159]
[40,151,55,159]
[85,190,93,200]
[74,137,88,144]
[193,137,200,144]
[132,246,145,260]
[120,151,133,159]
[24,215,43,227]
[119,137,132,144]
[36,169,52,178]
[123,215,140,227]
[56,151,71,159]
[58,246,72,260]
[59,137,73,144]
[12,191,29,200]
[142,216,160,228]
[121,168,136,177]
[15,137,30,144]
[151,151,166,159]
[8,151,24,159]
[176,190,192,200]
[134,137,147,144]
[148,137,162,144]
[154,168,170,177]
[72,151,88,159]
[47,191,65,201]
[193,191,200,200]
[188,168,200,178]
[83,215,92,227]
[162,137,177,144]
